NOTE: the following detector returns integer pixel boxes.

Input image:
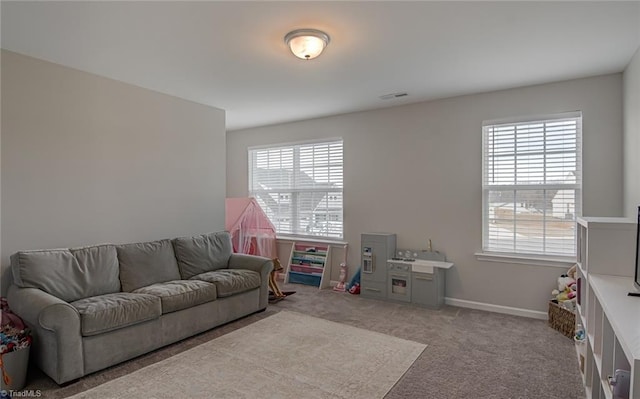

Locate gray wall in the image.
[1,50,227,293]
[624,47,640,218]
[227,74,624,313]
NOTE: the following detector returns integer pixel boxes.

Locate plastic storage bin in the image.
[0,347,30,391]
[288,271,322,286]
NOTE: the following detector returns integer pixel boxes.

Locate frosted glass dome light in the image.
[284,29,330,60]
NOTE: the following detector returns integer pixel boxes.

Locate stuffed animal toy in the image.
[557,275,576,292]
[551,266,579,311]
[552,275,577,302]
[553,287,576,302]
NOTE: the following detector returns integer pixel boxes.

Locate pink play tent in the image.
[226,197,294,301]
[225,197,277,259]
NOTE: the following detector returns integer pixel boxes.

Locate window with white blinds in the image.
[482,113,582,257]
[248,139,343,239]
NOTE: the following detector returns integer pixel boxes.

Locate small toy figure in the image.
[333,263,348,292]
[348,283,360,295]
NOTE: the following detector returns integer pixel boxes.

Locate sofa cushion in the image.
[172,231,233,279]
[11,247,119,303]
[191,269,260,298]
[133,280,217,314]
[70,244,121,296]
[116,239,181,292]
[70,292,161,336]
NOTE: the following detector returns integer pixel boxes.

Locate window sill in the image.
[276,235,348,246]
[475,252,576,269]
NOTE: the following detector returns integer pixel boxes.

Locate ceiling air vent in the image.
[379,92,408,100]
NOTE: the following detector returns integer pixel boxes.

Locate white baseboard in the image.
[445,297,548,320]
[322,281,547,319]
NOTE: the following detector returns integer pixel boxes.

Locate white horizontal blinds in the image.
[249,139,343,239]
[483,115,581,256]
[250,147,294,234]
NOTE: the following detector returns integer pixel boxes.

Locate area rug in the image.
[67,310,426,399]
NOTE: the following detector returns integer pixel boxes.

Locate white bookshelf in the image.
[285,241,332,289]
[575,217,639,399]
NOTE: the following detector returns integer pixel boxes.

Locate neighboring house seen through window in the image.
[482,112,582,257]
[248,139,343,239]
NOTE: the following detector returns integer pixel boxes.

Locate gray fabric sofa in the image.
[6,231,273,385]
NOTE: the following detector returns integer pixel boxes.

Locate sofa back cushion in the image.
[116,239,181,292]
[11,245,120,302]
[70,244,121,295]
[172,231,232,279]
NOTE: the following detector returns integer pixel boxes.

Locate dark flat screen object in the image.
[634,205,640,292]
[631,205,640,297]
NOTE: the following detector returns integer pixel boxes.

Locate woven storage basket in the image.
[548,300,575,339]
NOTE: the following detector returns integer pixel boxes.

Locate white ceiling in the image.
[2,1,639,131]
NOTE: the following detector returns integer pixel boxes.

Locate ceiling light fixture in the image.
[284,29,330,60]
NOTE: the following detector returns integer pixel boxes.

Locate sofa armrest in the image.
[228,254,273,274]
[7,285,79,329]
[228,254,273,310]
[7,285,84,384]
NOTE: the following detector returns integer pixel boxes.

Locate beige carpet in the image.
[67,310,426,399]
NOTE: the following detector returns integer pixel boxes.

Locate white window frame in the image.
[248,138,344,240]
[480,112,582,263]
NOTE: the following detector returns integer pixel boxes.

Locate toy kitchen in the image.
[360,233,453,308]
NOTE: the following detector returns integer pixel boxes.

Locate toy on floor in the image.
[348,267,361,289]
[347,267,361,295]
[268,258,295,303]
[348,283,360,295]
[333,263,348,292]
